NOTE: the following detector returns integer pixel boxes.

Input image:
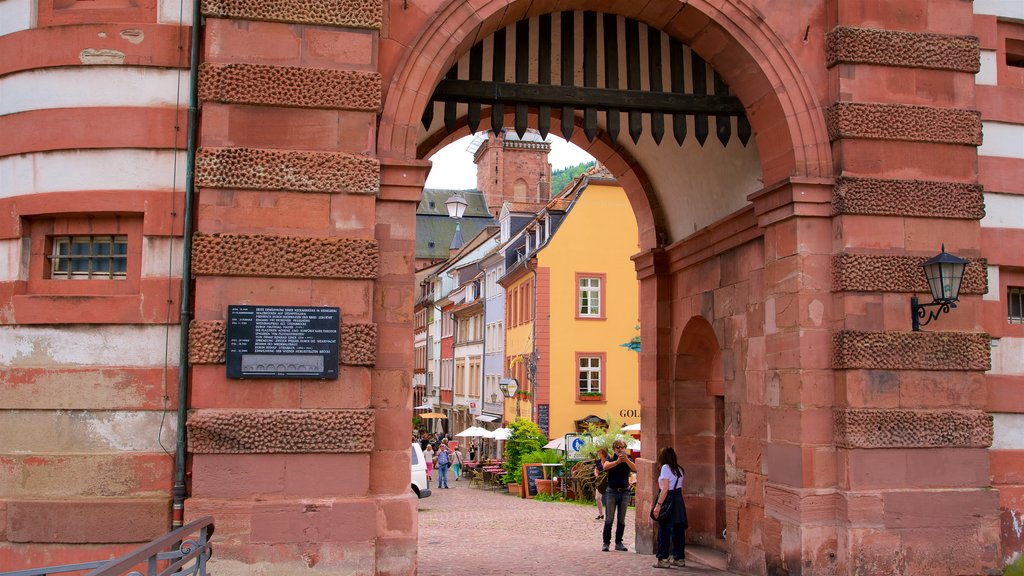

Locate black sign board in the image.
[522,463,545,498]
[537,404,549,437]
[226,305,339,379]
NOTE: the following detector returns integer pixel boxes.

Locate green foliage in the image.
[520,448,564,467]
[576,414,626,460]
[502,418,547,484]
[550,161,595,196]
[1005,556,1024,576]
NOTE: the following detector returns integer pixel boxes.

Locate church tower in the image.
[470,129,553,215]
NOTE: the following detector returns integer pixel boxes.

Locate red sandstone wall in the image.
[0,0,185,568]
[975,11,1024,568]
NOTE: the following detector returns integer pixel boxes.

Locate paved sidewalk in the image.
[417,477,739,576]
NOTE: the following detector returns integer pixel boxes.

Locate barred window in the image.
[50,236,128,279]
[1010,286,1024,324]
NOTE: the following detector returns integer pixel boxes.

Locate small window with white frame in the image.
[50,235,128,280]
[578,356,601,394]
[578,277,601,317]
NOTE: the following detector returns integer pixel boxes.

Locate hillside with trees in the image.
[550,161,595,196]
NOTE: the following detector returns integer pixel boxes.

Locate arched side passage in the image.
[668,315,726,549]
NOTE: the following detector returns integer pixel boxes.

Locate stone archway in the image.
[379,2,833,572]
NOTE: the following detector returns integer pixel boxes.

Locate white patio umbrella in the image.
[486,427,511,440]
[455,426,490,437]
[543,437,566,450]
[622,422,641,431]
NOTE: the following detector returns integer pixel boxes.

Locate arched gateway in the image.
[0,0,1004,574]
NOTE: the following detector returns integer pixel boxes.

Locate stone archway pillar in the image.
[634,247,672,555]
[748,178,837,573]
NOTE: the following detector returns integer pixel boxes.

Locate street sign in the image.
[565,433,592,461]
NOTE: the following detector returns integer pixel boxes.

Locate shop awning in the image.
[476,414,500,422]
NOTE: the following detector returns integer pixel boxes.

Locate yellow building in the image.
[499,167,640,439]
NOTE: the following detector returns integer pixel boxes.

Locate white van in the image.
[411,442,431,498]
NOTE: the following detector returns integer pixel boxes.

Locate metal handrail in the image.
[1,517,213,576]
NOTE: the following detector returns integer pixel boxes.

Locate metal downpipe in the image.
[173,0,202,528]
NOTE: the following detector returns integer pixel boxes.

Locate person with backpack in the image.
[651,446,688,569]
[436,438,452,489]
[451,446,464,481]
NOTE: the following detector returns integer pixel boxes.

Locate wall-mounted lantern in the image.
[911,245,969,331]
[499,377,520,418]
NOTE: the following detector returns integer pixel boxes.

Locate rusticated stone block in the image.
[202,0,381,29]
[189,319,377,366]
[833,176,984,219]
[191,233,378,279]
[189,319,227,364]
[826,27,979,72]
[195,147,379,194]
[341,323,377,365]
[199,63,381,111]
[833,331,990,371]
[835,408,992,448]
[832,254,987,294]
[187,409,374,453]
[825,103,981,145]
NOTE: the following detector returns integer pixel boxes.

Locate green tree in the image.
[502,418,547,484]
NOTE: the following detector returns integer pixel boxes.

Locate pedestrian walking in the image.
[651,446,688,569]
[436,438,452,489]
[424,444,435,484]
[593,448,608,520]
[451,446,464,481]
[600,440,636,552]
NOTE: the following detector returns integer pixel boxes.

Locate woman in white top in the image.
[651,446,688,569]
[423,444,434,484]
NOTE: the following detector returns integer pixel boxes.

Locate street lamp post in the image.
[445,192,469,251]
[911,245,969,331]
[499,377,520,419]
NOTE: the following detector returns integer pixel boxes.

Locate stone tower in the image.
[471,129,553,214]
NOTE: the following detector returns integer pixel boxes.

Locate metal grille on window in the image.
[51,236,128,279]
[579,357,601,394]
[1009,286,1023,324]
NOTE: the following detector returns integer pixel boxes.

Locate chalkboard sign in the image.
[226,305,339,379]
[537,404,549,437]
[522,463,545,498]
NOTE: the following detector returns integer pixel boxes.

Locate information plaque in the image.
[226,305,339,379]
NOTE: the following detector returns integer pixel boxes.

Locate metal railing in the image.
[2,516,213,576]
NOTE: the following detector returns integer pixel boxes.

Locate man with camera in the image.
[600,440,637,552]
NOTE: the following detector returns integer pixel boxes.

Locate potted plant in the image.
[579,391,604,401]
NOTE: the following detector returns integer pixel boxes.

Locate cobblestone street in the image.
[417,478,737,576]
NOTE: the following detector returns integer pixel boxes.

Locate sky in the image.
[423,133,597,189]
